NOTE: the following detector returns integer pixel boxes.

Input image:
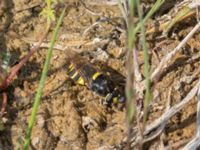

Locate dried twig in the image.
[145,79,200,135]
[187,51,200,63]
[182,82,200,149]
[182,137,200,150]
[80,0,101,16]
[134,22,200,99]
[82,17,113,36]
[130,80,200,147]
[26,38,109,53]
[146,0,198,35]
[151,21,200,82]
[0,92,7,116]
[87,0,118,6]
[165,139,190,150]
[132,87,172,147]
[0,30,49,90]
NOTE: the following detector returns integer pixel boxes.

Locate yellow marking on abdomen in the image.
[76,77,85,85]
[71,71,79,79]
[92,72,102,80]
[68,64,74,71]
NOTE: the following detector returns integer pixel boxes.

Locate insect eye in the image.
[118,96,125,103]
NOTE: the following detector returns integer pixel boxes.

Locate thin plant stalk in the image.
[23,7,66,150]
[133,0,165,35]
[40,0,56,30]
[126,0,136,126]
[136,0,152,126]
[125,0,163,126]
[117,0,128,26]
[125,0,137,149]
[129,0,165,89]
[119,0,160,148]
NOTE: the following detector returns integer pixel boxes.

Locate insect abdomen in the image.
[66,62,125,105]
[66,63,85,85]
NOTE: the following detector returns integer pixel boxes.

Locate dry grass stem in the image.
[130,80,200,147]
[27,38,109,53]
[165,139,190,150]
[151,21,200,82]
[131,22,200,102]
[80,0,102,16]
[145,79,200,135]
[87,0,118,6]
[131,80,200,147]
[82,18,108,36]
[130,88,172,147]
[182,137,200,150]
[133,48,142,82]
[182,83,200,149]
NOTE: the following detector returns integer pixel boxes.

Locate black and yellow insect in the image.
[66,52,125,106]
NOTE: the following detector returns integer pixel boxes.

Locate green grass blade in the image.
[117,0,128,26]
[136,0,152,125]
[163,5,191,34]
[133,0,165,35]
[23,7,66,150]
[126,0,136,125]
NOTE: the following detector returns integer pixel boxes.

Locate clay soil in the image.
[0,0,200,150]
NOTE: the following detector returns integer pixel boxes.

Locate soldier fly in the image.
[65,51,125,107]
